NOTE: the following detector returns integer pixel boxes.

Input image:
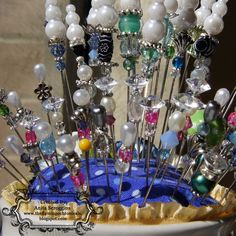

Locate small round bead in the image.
[168,111,186,132]
[34,64,46,82]
[45,20,66,39]
[92,0,116,9]
[212,1,227,17]
[204,14,224,36]
[214,88,230,107]
[100,96,116,114]
[77,65,93,81]
[7,91,22,108]
[73,89,91,106]
[97,5,118,28]
[164,0,178,14]
[33,121,52,141]
[148,2,167,21]
[66,12,80,25]
[195,6,211,26]
[66,4,76,13]
[182,0,199,10]
[45,5,62,21]
[201,0,216,9]
[87,8,99,27]
[120,0,141,10]
[66,24,84,41]
[57,134,76,154]
[51,111,63,123]
[79,138,92,151]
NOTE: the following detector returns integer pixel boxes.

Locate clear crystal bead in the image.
[128,93,143,122]
[42,97,64,112]
[125,74,149,90]
[186,78,211,95]
[20,113,40,129]
[140,95,165,110]
[94,76,118,93]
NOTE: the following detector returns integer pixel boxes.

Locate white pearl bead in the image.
[201,0,216,9]
[73,89,91,106]
[214,88,230,107]
[182,0,199,10]
[164,0,178,14]
[77,65,93,81]
[190,68,206,80]
[148,2,167,21]
[33,121,52,141]
[45,5,62,21]
[195,6,211,26]
[66,4,76,13]
[66,24,84,41]
[100,96,116,114]
[120,122,137,147]
[204,14,224,36]
[97,5,118,28]
[57,134,76,154]
[87,8,99,26]
[120,0,141,10]
[92,0,116,9]
[212,1,227,17]
[168,111,186,132]
[51,111,63,123]
[5,135,24,156]
[45,0,58,8]
[45,20,66,39]
[7,91,22,108]
[142,20,165,43]
[34,64,46,82]
[66,12,80,25]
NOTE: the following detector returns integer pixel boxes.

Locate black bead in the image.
[98,33,113,62]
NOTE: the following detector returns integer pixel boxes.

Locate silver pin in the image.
[118,172,124,203]
[85,150,90,194]
[223,86,236,117]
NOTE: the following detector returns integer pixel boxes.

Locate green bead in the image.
[141,47,160,61]
[165,45,175,59]
[0,104,10,117]
[195,154,204,167]
[118,14,141,33]
[206,117,226,147]
[187,110,204,136]
[123,58,135,71]
[191,171,215,195]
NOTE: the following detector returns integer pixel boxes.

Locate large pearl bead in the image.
[73,89,90,106]
[201,0,216,9]
[33,121,52,141]
[87,8,99,26]
[66,4,76,13]
[45,20,66,39]
[212,1,227,17]
[39,135,56,156]
[100,96,116,114]
[66,24,84,41]
[168,111,186,132]
[92,0,116,9]
[120,122,137,147]
[115,158,130,174]
[148,2,167,21]
[120,0,141,10]
[195,6,211,26]
[34,64,46,82]
[182,0,199,10]
[164,0,178,14]
[7,91,22,108]
[51,111,63,123]
[142,20,165,43]
[66,12,80,25]
[57,134,76,154]
[45,0,58,8]
[214,88,230,107]
[45,5,62,21]
[204,14,224,36]
[5,135,24,156]
[77,65,92,81]
[97,5,118,28]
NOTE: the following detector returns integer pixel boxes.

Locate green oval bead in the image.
[141,47,160,61]
[206,117,226,147]
[0,104,10,117]
[165,45,175,59]
[118,14,141,33]
[191,171,215,195]
[123,58,135,71]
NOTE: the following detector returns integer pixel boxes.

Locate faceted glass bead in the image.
[50,44,65,57]
[123,58,135,71]
[42,97,64,112]
[94,76,118,93]
[141,47,160,61]
[56,60,66,71]
[39,134,56,156]
[172,56,184,69]
[106,115,116,126]
[128,93,143,122]
[118,14,141,33]
[89,49,98,60]
[88,34,99,50]
[186,78,211,95]
[160,130,179,149]
[71,172,85,188]
[191,171,215,195]
[20,153,31,163]
[145,110,159,125]
[228,112,236,128]
[228,131,236,146]
[0,104,10,116]
[119,147,133,163]
[25,130,37,144]
[165,45,175,59]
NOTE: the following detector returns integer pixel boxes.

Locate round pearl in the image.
[120,122,137,147]
[5,135,24,156]
[120,0,141,10]
[7,91,22,108]
[51,111,63,123]
[45,0,58,8]
[190,68,206,80]
[57,134,76,154]
[100,96,116,114]
[92,0,116,9]
[66,12,80,25]
[201,0,216,9]
[115,158,130,174]
[168,111,186,132]
[73,89,90,106]
[212,1,227,17]
[164,0,178,14]
[45,20,66,39]
[34,64,46,82]
[87,8,99,26]
[33,121,52,141]
[97,5,118,28]
[148,2,167,21]
[66,24,84,41]
[214,88,230,107]
[77,65,92,81]
[66,4,76,13]
[45,5,62,21]
[182,0,199,10]
[142,20,165,43]
[204,14,224,36]
[79,138,92,152]
[195,6,211,26]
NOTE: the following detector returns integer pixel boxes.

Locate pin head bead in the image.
[79,138,92,152]
[228,112,236,128]
[0,104,10,117]
[172,56,184,69]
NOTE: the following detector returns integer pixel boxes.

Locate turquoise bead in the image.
[118,14,141,33]
[191,172,215,195]
[229,131,236,146]
[141,47,160,61]
[39,134,56,156]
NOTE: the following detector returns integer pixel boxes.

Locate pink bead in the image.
[119,148,133,163]
[25,130,37,144]
[77,128,91,139]
[106,115,116,126]
[145,110,159,125]
[71,172,85,187]
[178,131,184,141]
[228,112,236,127]
[183,116,192,133]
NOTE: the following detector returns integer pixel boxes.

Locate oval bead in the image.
[119,14,141,33]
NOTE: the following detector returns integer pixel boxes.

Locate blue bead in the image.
[160,130,179,149]
[229,131,236,146]
[56,60,65,71]
[79,121,87,129]
[39,134,56,156]
[50,44,65,57]
[160,149,171,160]
[197,122,210,137]
[88,34,99,49]
[89,49,98,60]
[172,56,184,69]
